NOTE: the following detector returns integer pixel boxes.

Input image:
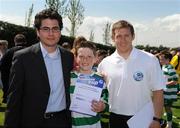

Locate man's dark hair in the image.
[34,8,63,30]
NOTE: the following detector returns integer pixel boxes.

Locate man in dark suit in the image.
[4,8,74,128]
[0,34,27,103]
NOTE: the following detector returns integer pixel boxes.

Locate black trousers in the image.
[39,110,71,128]
[110,112,132,128]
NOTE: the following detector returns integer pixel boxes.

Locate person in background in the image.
[70,41,108,128]
[0,40,8,61]
[62,42,72,51]
[93,49,109,128]
[98,20,164,128]
[93,49,108,71]
[71,36,87,69]
[4,8,74,128]
[169,49,177,58]
[159,52,178,128]
[0,34,27,103]
[0,40,8,94]
[170,48,180,95]
[71,36,87,55]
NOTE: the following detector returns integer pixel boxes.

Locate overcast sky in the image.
[0,0,180,47]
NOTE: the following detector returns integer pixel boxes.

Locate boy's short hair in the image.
[75,41,96,56]
[163,52,173,61]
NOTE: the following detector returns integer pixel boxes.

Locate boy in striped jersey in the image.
[159,52,179,128]
[70,41,108,128]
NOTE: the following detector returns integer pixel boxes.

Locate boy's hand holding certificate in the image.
[70,74,105,116]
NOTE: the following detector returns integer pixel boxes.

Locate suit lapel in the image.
[59,47,71,107]
[31,45,70,107]
[59,48,67,87]
[31,43,50,92]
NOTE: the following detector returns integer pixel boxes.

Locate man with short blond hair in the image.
[98,20,164,128]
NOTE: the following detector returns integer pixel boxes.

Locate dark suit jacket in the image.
[4,43,74,128]
[0,46,25,103]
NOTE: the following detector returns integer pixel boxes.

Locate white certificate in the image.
[70,74,105,116]
[127,100,154,128]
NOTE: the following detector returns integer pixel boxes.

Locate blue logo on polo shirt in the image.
[133,71,143,81]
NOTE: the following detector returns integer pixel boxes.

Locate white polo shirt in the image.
[98,47,164,115]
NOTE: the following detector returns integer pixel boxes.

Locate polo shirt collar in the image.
[113,47,138,60]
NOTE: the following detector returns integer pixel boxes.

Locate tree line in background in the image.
[25,0,85,38]
[24,0,113,45]
[1,0,179,53]
[1,20,178,55]
[0,20,114,52]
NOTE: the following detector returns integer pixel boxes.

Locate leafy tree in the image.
[66,0,84,37]
[135,45,145,50]
[25,4,34,27]
[89,30,94,41]
[45,0,67,17]
[102,22,111,46]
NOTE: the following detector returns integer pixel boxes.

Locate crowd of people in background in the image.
[0,34,27,103]
[0,40,8,89]
[0,8,179,128]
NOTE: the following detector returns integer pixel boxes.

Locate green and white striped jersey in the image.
[162,64,179,101]
[70,71,108,128]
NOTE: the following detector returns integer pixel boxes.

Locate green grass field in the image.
[0,90,179,127]
[162,96,180,128]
